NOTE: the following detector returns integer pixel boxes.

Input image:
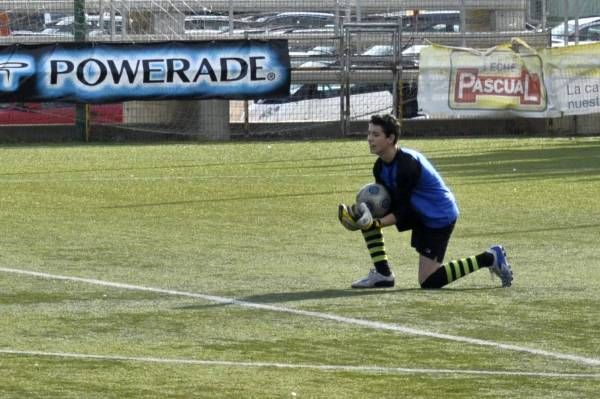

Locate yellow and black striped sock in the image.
[362,227,391,276]
[442,256,482,285]
[421,254,490,289]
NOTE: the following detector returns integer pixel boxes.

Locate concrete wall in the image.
[3,115,599,143]
[464,9,526,32]
[123,10,231,140]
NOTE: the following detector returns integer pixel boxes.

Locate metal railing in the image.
[3,1,599,138]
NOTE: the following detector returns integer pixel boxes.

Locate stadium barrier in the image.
[0,0,599,141]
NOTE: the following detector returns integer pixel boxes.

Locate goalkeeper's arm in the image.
[376,212,397,228]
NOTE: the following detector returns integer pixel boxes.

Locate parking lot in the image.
[1,2,597,132]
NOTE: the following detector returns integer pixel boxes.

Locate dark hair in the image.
[370,114,400,144]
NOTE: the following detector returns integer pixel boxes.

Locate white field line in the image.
[1,349,599,379]
[2,267,600,367]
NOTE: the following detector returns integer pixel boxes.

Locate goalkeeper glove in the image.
[338,203,361,231]
[356,202,383,230]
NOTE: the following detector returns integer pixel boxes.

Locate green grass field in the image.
[1,137,599,398]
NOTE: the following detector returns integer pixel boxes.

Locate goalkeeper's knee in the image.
[419,269,446,289]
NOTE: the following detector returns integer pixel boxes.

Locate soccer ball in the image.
[355,183,391,218]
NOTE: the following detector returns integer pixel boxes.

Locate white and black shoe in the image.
[488,245,513,287]
[351,269,395,288]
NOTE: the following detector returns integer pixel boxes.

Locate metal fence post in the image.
[460,0,466,47]
[74,0,90,142]
[342,27,351,136]
[391,25,399,119]
[243,31,249,136]
[228,0,234,36]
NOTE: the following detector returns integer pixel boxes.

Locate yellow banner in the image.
[539,44,600,116]
[418,40,600,118]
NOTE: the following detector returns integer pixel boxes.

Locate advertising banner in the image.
[0,40,290,103]
[540,44,600,116]
[418,40,600,118]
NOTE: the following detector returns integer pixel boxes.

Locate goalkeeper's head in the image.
[370,114,400,144]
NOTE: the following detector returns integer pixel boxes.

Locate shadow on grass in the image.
[100,189,356,209]
[176,286,499,310]
[175,288,406,310]
[238,288,417,302]
[459,222,600,238]
[431,140,600,181]
[238,286,499,302]
[0,154,372,177]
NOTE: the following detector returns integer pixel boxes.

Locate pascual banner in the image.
[418,41,554,118]
[0,40,290,103]
[450,51,546,112]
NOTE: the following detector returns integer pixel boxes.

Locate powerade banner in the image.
[0,40,290,103]
[418,40,600,118]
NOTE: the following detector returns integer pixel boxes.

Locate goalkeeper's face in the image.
[367,123,395,157]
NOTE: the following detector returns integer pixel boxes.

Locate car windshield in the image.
[362,45,392,56]
[289,85,302,95]
[551,18,600,37]
[551,22,575,36]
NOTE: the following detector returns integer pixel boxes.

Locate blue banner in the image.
[0,40,290,103]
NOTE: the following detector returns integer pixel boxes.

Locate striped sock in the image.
[442,256,482,285]
[362,227,391,276]
[421,255,483,289]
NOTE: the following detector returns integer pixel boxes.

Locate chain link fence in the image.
[0,0,598,139]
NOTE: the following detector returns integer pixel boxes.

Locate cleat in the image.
[488,245,513,287]
[351,268,395,289]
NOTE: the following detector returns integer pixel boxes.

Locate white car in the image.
[551,16,600,47]
[289,46,338,67]
[254,12,335,32]
[40,14,124,36]
[184,15,232,34]
[247,87,393,122]
[357,44,428,68]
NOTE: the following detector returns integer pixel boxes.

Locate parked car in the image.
[551,16,600,46]
[252,44,420,118]
[184,15,236,34]
[355,44,427,69]
[289,46,338,67]
[0,102,123,125]
[363,10,460,33]
[250,80,418,120]
[255,82,343,104]
[245,12,336,34]
[256,12,334,29]
[247,87,393,122]
[400,44,428,68]
[40,14,124,36]
[288,46,337,58]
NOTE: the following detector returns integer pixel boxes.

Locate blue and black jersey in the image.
[373,148,459,229]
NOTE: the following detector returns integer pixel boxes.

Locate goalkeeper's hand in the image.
[338,203,361,231]
[356,202,383,231]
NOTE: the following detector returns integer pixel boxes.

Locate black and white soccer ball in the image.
[355,183,391,218]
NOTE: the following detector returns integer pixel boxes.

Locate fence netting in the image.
[0,0,598,139]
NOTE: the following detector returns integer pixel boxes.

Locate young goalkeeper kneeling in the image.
[338,114,513,289]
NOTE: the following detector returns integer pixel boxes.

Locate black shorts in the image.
[410,222,455,262]
[395,212,455,262]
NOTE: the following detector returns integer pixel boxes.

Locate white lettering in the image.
[523,73,539,103]
[455,68,542,105]
[457,71,476,99]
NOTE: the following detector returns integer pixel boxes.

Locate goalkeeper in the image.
[338,114,513,289]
